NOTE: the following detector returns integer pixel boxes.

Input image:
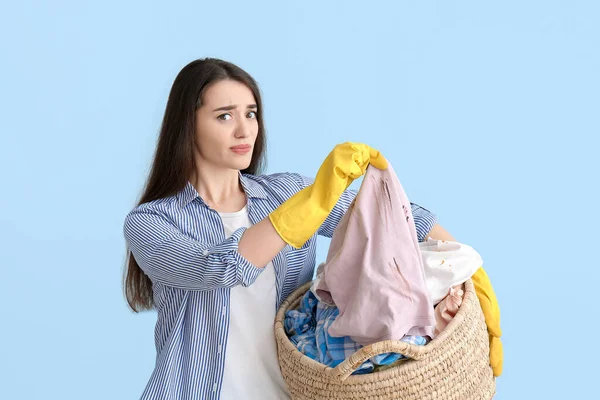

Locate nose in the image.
[234,118,252,139]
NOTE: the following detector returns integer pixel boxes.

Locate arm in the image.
[238,217,287,267]
[270,142,387,248]
[424,223,456,241]
[123,207,286,291]
[290,173,357,238]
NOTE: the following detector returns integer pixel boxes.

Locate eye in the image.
[247,111,257,119]
[217,113,232,121]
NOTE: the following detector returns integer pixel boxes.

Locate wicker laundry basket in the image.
[274,279,496,399]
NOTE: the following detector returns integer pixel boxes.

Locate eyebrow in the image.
[212,104,258,112]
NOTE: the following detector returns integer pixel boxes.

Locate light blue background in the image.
[1,1,598,399]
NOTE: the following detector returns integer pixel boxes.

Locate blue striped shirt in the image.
[123,171,438,400]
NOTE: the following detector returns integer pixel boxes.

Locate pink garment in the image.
[434,285,464,336]
[315,164,436,346]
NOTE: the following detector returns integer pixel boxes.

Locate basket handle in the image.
[329,339,428,381]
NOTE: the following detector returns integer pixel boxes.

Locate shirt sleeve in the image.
[410,203,438,242]
[290,173,437,241]
[123,207,263,291]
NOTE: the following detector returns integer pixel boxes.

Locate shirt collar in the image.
[177,171,268,209]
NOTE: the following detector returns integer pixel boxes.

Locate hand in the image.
[314,142,388,196]
[268,142,387,249]
[472,267,503,377]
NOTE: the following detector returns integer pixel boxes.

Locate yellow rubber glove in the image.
[269,142,388,249]
[471,266,503,377]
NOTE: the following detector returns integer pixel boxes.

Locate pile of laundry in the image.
[284,164,484,375]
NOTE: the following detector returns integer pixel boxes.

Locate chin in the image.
[231,160,252,171]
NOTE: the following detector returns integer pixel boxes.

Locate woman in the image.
[123,58,497,400]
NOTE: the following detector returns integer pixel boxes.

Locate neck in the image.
[190,162,245,211]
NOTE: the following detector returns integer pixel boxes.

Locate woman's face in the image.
[194,79,259,172]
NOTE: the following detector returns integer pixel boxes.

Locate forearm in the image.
[425,223,456,242]
[238,217,287,268]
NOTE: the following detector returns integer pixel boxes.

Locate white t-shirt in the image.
[218,205,290,400]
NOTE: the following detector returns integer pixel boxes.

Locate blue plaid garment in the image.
[284,290,428,374]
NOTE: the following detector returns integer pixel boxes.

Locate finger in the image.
[368,146,388,170]
[347,156,366,179]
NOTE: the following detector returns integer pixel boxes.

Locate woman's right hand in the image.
[313,142,388,197]
[268,142,387,249]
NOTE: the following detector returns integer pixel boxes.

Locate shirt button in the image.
[203,250,209,256]
[213,383,218,392]
[218,344,222,354]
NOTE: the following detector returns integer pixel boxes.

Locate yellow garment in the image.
[471,266,503,377]
[269,142,387,249]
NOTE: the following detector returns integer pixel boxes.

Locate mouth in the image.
[230,144,252,154]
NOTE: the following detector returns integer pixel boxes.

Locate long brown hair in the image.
[124,58,267,312]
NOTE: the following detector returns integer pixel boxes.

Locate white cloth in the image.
[218,206,290,400]
[419,238,483,304]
